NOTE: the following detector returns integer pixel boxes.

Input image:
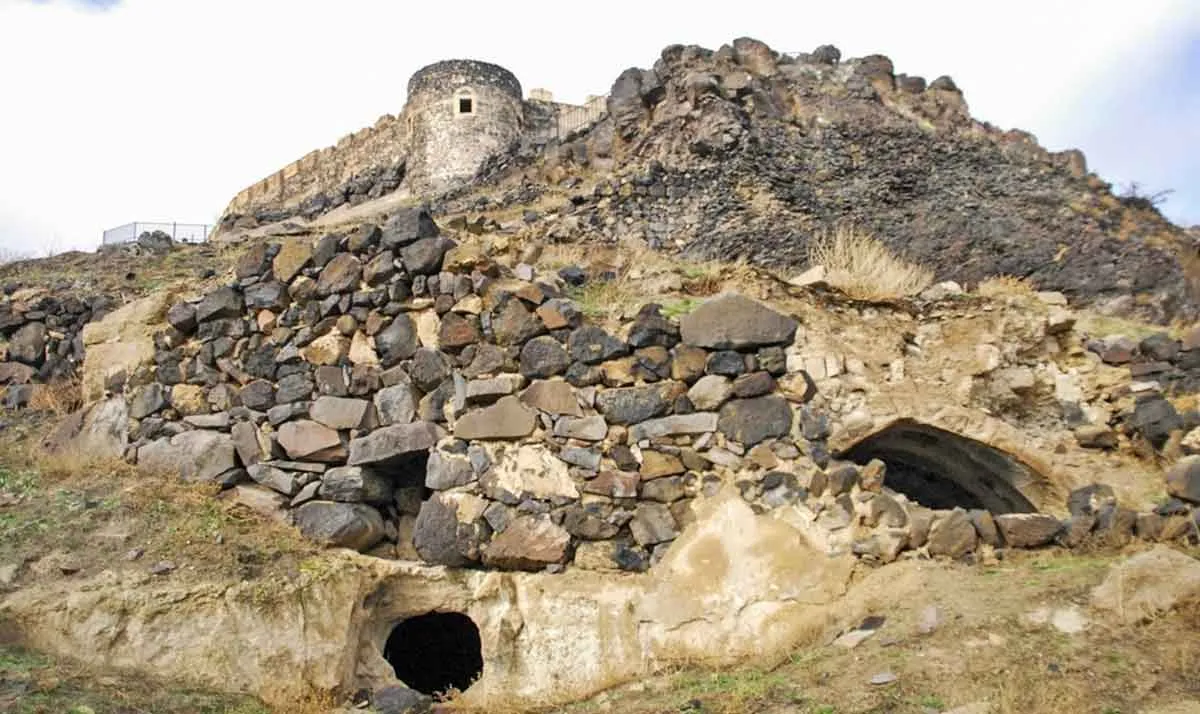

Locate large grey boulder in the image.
[717,395,792,445]
[320,465,393,504]
[294,501,386,551]
[348,421,442,467]
[138,430,238,484]
[381,206,439,249]
[679,294,798,349]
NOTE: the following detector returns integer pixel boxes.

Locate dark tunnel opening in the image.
[384,611,483,698]
[837,420,1038,514]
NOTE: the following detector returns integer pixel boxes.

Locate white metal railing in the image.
[102,222,211,246]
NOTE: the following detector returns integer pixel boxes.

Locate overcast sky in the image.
[0,0,1197,256]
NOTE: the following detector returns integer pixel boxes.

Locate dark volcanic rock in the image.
[717,395,792,445]
[680,295,798,349]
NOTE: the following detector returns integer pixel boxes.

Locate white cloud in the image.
[0,0,1197,254]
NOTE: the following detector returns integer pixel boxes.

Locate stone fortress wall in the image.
[222,60,609,223]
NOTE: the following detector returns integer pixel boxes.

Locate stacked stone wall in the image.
[106,212,1200,574]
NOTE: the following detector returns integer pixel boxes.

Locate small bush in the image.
[977,274,1037,299]
[1117,181,1172,212]
[806,227,933,301]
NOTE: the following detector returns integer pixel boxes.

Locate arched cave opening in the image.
[837,420,1039,514]
[384,611,483,698]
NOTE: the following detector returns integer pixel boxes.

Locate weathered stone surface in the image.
[196,287,244,323]
[492,298,546,346]
[465,374,524,403]
[294,501,385,552]
[137,431,237,484]
[568,326,628,364]
[628,303,680,348]
[482,515,571,571]
[363,250,395,286]
[381,206,439,248]
[320,465,392,504]
[1074,424,1118,449]
[519,336,571,378]
[374,383,416,426]
[375,314,419,365]
[128,383,166,419]
[413,492,481,566]
[425,451,476,490]
[231,420,270,467]
[223,484,288,522]
[482,444,580,503]
[166,302,197,334]
[275,373,314,404]
[315,253,362,296]
[596,384,669,425]
[1092,546,1200,624]
[310,395,370,431]
[438,312,481,350]
[401,237,455,275]
[247,463,302,497]
[9,322,47,365]
[688,375,733,411]
[243,281,288,311]
[348,421,442,467]
[272,239,313,283]
[553,415,608,441]
[301,332,350,366]
[630,503,679,546]
[1165,455,1200,504]
[454,395,536,440]
[583,470,639,498]
[519,380,581,416]
[640,450,685,479]
[717,395,792,445]
[1067,483,1117,517]
[277,420,342,460]
[927,509,977,558]
[371,686,432,714]
[409,348,451,392]
[628,413,719,442]
[679,294,798,349]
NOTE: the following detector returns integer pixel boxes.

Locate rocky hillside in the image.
[423,39,1194,323]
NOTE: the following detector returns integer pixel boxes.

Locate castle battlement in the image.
[222,59,608,226]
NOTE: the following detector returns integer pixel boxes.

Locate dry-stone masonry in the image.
[111,210,1200,574]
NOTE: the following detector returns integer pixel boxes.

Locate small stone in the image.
[995,513,1062,547]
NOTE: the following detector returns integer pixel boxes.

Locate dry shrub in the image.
[27,376,82,416]
[977,274,1038,299]
[806,226,933,301]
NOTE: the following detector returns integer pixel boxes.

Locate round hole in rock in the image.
[384,611,483,698]
[837,419,1039,514]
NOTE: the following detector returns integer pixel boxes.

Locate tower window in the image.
[454,88,475,115]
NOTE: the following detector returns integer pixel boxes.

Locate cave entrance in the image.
[837,420,1038,514]
[384,611,483,698]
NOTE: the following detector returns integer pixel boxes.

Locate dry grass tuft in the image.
[27,376,83,416]
[807,226,934,301]
[977,274,1039,299]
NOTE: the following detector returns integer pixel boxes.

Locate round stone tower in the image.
[404,59,524,196]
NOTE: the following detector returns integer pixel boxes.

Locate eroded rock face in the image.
[481,515,570,571]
